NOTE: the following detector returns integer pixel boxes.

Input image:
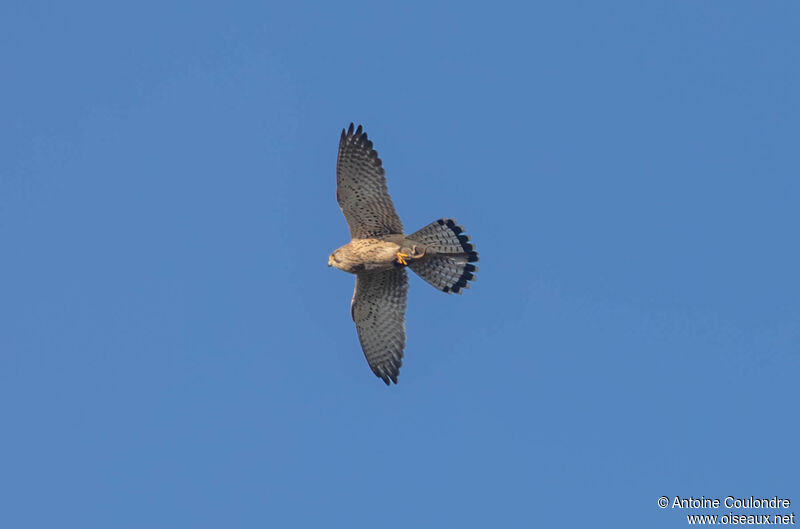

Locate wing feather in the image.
[337,123,404,238]
[350,268,408,385]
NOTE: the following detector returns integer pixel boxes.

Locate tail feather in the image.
[408,219,479,294]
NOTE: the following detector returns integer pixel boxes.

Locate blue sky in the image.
[2,1,798,527]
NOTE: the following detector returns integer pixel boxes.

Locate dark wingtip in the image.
[375,362,400,385]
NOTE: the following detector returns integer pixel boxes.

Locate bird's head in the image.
[328,244,361,273]
[328,246,356,272]
[328,249,345,269]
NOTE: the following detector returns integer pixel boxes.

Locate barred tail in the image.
[407,218,479,294]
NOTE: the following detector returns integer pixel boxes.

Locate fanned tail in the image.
[407,218,479,294]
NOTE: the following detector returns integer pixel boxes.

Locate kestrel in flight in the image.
[328,123,479,385]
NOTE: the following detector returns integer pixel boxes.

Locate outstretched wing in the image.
[337,123,404,238]
[350,268,408,385]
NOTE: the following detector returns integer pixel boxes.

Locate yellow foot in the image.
[396,252,410,265]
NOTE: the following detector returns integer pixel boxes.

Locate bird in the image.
[328,123,479,385]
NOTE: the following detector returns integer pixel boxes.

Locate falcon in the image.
[328,123,479,385]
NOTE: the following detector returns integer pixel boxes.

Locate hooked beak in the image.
[328,255,334,267]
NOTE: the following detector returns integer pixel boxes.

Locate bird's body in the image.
[329,123,478,385]
[329,237,404,273]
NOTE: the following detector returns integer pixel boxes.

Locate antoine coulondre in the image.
[672,496,791,509]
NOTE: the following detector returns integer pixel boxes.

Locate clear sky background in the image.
[2,2,798,528]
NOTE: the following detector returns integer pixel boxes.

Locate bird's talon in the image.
[396,252,410,265]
